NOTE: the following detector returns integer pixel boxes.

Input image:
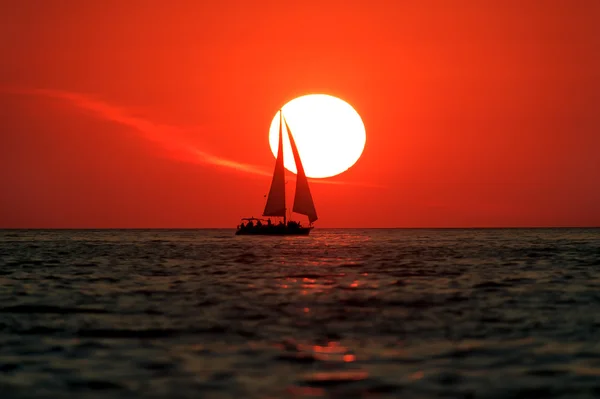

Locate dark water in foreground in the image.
[1,228,600,398]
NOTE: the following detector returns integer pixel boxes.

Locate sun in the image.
[268,94,366,178]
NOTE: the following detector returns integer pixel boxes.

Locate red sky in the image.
[1,0,599,228]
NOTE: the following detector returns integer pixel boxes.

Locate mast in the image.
[262,110,287,222]
[282,110,287,226]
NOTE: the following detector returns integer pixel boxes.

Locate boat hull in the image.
[235,226,312,236]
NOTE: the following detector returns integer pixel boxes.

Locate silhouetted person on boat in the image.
[256,220,263,228]
[247,220,254,228]
[267,219,272,227]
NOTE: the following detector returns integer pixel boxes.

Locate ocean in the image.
[1,228,599,398]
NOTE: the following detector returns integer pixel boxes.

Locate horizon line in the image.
[1,226,599,230]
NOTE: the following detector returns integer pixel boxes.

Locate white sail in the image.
[284,117,318,223]
[263,111,286,218]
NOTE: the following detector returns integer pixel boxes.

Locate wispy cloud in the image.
[4,87,383,187]
[20,88,271,177]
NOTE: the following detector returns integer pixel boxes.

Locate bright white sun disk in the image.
[268,94,366,178]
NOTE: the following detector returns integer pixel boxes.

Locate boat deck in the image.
[235,225,312,235]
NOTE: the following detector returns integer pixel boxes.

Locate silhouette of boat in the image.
[236,110,317,236]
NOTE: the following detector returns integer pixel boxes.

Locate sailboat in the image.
[236,110,317,235]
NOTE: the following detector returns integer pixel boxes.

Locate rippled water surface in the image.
[1,228,600,398]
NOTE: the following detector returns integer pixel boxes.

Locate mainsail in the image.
[262,111,286,218]
[284,117,318,223]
